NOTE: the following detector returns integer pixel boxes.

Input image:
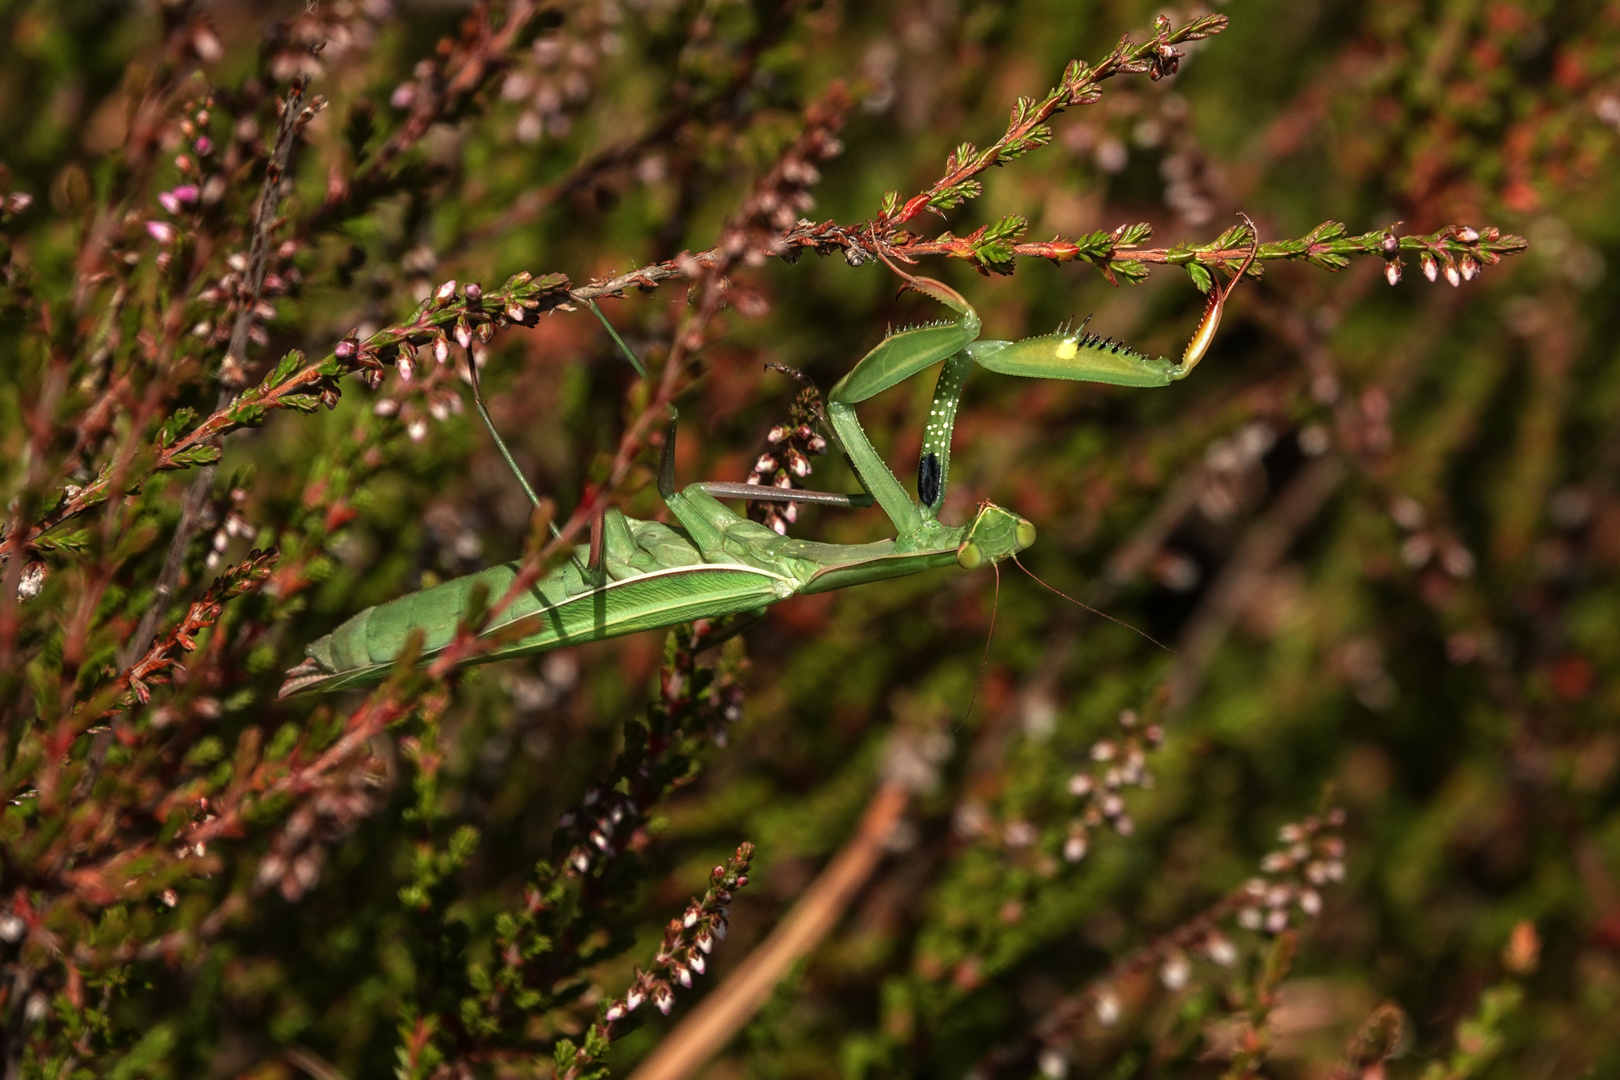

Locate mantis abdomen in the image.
[282,512,794,696]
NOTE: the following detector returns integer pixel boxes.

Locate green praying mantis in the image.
[278,219,1260,697]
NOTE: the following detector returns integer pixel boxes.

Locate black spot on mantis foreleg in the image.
[918,452,942,508]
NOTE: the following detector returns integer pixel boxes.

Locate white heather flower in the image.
[1094,989,1121,1026]
[1160,951,1191,991]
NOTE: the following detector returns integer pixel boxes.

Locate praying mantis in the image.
[278,219,1259,697]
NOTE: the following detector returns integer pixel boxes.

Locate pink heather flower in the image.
[146,221,177,244]
[195,136,213,155]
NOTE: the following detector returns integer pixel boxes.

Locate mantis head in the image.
[956,503,1036,570]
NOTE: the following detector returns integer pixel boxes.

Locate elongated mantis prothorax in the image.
[281,217,1259,695]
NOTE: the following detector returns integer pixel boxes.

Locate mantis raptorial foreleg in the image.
[826,215,1260,533]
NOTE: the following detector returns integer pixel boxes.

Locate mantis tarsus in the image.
[279,219,1260,697]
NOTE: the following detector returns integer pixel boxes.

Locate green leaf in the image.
[168,445,222,468]
[1108,260,1149,284]
[271,349,306,385]
[1187,261,1213,292]
[1116,221,1153,247]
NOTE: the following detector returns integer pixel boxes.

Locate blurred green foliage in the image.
[1,1,1617,1078]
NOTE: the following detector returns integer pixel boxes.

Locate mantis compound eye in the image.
[1015,519,1037,550]
[956,541,985,570]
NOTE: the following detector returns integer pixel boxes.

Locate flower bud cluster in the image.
[1235,807,1346,935]
[601,844,754,1025]
[745,381,831,535]
[1387,494,1475,579]
[1385,224,1504,289]
[495,13,622,146]
[203,487,258,572]
[1062,710,1163,862]
[557,784,642,878]
[254,774,386,903]
[361,273,562,440]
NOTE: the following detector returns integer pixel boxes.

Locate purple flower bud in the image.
[754,454,777,474]
[1384,261,1402,286]
[767,425,789,444]
[605,1003,626,1022]
[688,953,705,975]
[673,964,691,988]
[434,279,458,306]
[159,191,182,214]
[625,987,644,1011]
[455,321,473,349]
[146,220,177,244]
[433,338,450,364]
[465,282,481,302]
[1444,264,1460,287]
[195,136,213,155]
[654,984,674,1015]
[1380,232,1399,254]
[392,83,416,109]
[1421,253,1438,282]
[786,449,810,477]
[695,931,713,954]
[1457,226,1479,243]
[1460,255,1478,281]
[334,338,358,359]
